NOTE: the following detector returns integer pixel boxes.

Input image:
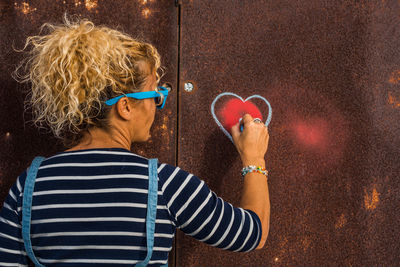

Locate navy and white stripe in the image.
[0,148,261,266]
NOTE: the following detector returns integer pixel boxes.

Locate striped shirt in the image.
[0,148,262,266]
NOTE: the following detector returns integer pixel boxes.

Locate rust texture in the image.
[0,0,178,265]
[177,0,399,266]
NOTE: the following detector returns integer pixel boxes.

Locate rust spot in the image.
[364,186,380,210]
[388,91,400,108]
[160,123,168,131]
[85,0,98,11]
[161,115,170,142]
[272,236,288,263]
[14,2,37,14]
[388,70,400,84]
[154,115,170,148]
[335,213,347,229]
[301,236,311,251]
[142,8,151,19]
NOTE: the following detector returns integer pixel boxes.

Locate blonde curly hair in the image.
[13,16,161,146]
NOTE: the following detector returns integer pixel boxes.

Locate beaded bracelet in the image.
[241,165,268,177]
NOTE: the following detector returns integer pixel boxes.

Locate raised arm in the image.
[158,164,262,252]
[231,114,270,249]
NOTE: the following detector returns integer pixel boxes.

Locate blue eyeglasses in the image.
[105,86,169,109]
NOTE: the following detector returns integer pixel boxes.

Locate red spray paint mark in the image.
[293,119,329,149]
[289,116,349,164]
[218,98,263,132]
[283,109,350,170]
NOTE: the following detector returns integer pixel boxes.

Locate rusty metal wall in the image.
[2,0,400,266]
[0,0,178,265]
[177,0,399,266]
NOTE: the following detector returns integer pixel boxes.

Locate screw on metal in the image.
[184,82,194,92]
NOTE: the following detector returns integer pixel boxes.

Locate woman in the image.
[0,17,270,266]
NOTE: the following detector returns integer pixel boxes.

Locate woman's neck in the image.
[66,127,132,152]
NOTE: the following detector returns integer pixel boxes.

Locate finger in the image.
[231,122,241,143]
[264,129,269,140]
[242,114,253,124]
[264,128,270,143]
[263,126,269,137]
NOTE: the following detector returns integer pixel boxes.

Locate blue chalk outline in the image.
[211,92,272,143]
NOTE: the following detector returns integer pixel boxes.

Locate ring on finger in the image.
[253,118,262,123]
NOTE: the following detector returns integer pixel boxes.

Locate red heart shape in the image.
[218,98,263,132]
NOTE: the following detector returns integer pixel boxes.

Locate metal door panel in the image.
[177,1,399,266]
[0,0,178,264]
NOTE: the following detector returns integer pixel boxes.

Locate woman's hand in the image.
[231,114,269,167]
[232,114,270,249]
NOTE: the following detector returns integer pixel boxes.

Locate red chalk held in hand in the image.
[218,98,263,132]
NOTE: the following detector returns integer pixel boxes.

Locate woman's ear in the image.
[115,97,134,121]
